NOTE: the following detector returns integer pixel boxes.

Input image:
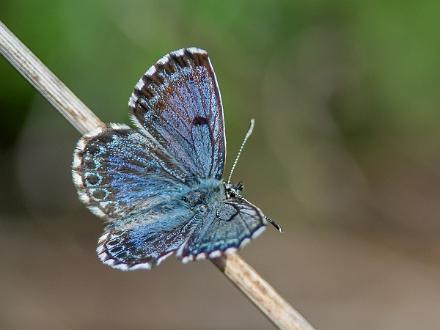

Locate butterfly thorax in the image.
[182,178,224,212]
[182,179,245,212]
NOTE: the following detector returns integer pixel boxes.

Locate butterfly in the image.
[72,48,281,270]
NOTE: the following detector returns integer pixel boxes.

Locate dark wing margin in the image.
[128,48,226,180]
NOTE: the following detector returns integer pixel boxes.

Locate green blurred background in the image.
[1,1,440,329]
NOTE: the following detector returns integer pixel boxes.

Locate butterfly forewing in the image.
[128,48,226,180]
[72,124,189,221]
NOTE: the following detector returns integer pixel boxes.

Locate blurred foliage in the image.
[2,2,440,329]
[2,1,439,147]
[1,0,440,229]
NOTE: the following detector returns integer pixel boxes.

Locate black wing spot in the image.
[86,174,99,185]
[193,116,208,126]
[92,189,107,200]
[86,144,100,155]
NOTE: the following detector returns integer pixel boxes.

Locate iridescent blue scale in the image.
[72,48,268,270]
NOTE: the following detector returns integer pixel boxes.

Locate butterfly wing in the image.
[73,124,212,269]
[177,197,267,262]
[128,48,226,180]
[96,201,201,270]
[97,196,267,269]
[72,124,190,221]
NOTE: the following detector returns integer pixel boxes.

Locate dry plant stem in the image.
[212,254,314,330]
[0,20,315,330]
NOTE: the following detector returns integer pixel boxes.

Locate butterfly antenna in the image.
[227,119,255,184]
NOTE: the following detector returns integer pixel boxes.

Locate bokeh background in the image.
[1,1,440,329]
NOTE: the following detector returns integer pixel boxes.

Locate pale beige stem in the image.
[0,20,315,330]
[212,254,314,329]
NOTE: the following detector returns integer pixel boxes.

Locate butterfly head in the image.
[224,182,244,199]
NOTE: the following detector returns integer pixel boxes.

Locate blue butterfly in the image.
[72,48,281,270]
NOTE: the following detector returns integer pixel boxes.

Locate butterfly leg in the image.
[265,216,283,233]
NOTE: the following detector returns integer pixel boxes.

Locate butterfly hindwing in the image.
[97,200,201,270]
[177,197,267,262]
[129,48,226,180]
[96,196,267,269]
